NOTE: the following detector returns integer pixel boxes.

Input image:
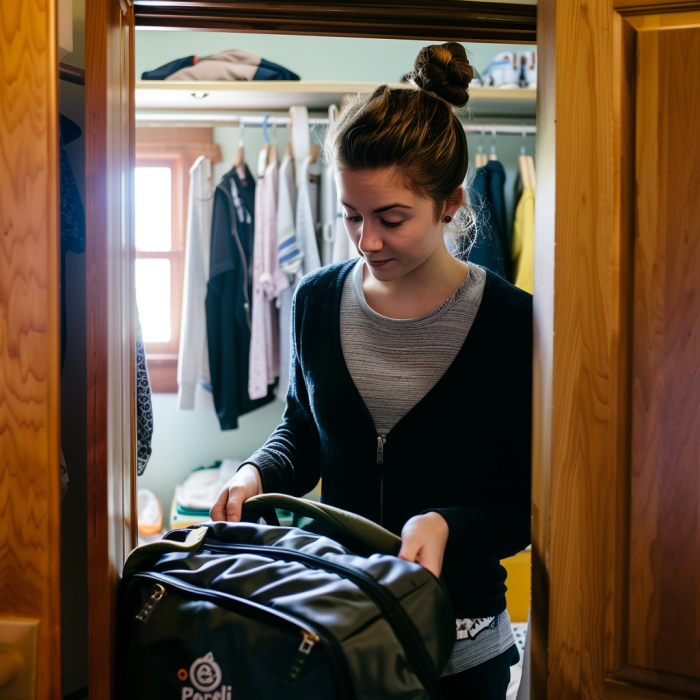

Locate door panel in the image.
[535,0,700,697]
[0,0,62,697]
[628,21,700,686]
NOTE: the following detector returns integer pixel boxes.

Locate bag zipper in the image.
[200,540,441,700]
[376,434,386,526]
[127,572,354,700]
[135,582,166,623]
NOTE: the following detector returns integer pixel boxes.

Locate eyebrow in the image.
[341,201,413,214]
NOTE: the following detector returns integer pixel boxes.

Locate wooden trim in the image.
[613,0,700,12]
[86,1,136,697]
[0,0,62,695]
[132,0,537,43]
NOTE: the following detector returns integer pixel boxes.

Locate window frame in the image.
[135,127,222,392]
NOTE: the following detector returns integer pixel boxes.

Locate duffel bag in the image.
[117,494,455,700]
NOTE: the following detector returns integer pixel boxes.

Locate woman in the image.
[211,42,532,699]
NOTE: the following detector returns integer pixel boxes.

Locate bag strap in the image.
[241,494,402,557]
[123,526,207,578]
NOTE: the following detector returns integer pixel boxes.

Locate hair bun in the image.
[411,42,473,108]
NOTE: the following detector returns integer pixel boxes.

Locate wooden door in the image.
[533,0,700,697]
[0,0,62,698]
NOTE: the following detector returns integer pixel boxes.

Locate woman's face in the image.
[336,166,458,282]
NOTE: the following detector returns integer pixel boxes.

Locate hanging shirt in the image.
[249,159,287,400]
[136,306,154,476]
[277,155,302,274]
[206,169,275,430]
[177,156,214,409]
[296,155,322,276]
[512,185,535,294]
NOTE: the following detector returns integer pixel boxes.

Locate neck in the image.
[362,238,469,319]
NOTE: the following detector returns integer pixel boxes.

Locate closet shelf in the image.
[135,81,536,119]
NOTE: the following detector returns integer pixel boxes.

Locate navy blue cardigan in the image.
[246,261,533,618]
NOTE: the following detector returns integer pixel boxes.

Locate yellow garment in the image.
[512,185,535,294]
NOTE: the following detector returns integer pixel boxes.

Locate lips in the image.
[366,259,392,267]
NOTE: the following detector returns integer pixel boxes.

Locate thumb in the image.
[398,531,422,563]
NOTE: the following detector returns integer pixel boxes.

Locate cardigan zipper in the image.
[376,435,386,526]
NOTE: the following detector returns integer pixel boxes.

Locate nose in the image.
[357,220,384,255]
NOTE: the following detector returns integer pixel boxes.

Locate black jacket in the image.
[245,261,532,618]
[206,171,274,430]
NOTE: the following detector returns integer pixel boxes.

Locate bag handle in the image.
[241,493,402,557]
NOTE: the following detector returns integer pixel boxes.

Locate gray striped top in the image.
[339,259,486,436]
[339,259,517,675]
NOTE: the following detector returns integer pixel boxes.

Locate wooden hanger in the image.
[310,143,321,165]
[285,141,292,158]
[527,155,536,191]
[518,154,531,189]
[233,123,245,170]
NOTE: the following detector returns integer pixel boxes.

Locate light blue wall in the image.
[135,31,535,83]
[136,31,537,517]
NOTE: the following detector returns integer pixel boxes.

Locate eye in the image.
[381,219,404,228]
[344,213,362,224]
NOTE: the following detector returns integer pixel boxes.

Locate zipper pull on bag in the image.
[136,583,166,623]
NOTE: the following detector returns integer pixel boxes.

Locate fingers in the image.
[210,484,246,522]
[210,488,229,521]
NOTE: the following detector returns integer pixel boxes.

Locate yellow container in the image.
[502,549,531,623]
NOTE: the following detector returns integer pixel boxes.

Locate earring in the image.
[444,215,452,223]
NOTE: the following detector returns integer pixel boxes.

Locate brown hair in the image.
[324,42,473,223]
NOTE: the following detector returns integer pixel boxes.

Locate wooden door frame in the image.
[86,2,541,697]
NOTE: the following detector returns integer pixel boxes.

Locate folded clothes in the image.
[141,50,300,81]
[174,459,241,511]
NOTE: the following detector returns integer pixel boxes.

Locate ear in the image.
[442,186,464,220]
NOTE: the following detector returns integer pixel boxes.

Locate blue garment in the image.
[465,160,511,281]
[242,261,533,620]
[141,56,196,80]
[206,170,275,430]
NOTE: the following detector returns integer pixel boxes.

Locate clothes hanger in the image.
[267,119,278,166]
[475,129,486,168]
[518,130,531,189]
[527,154,536,191]
[258,115,270,177]
[488,129,498,161]
[233,123,246,173]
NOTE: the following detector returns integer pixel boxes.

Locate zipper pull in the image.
[376,435,386,464]
[136,583,166,623]
[285,630,320,686]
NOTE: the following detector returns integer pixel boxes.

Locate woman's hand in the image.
[210,464,262,522]
[398,512,450,578]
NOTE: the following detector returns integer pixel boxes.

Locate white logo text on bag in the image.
[181,652,232,700]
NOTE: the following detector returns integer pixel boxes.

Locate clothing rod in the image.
[59,63,85,86]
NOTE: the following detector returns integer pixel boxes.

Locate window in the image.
[135,128,221,391]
